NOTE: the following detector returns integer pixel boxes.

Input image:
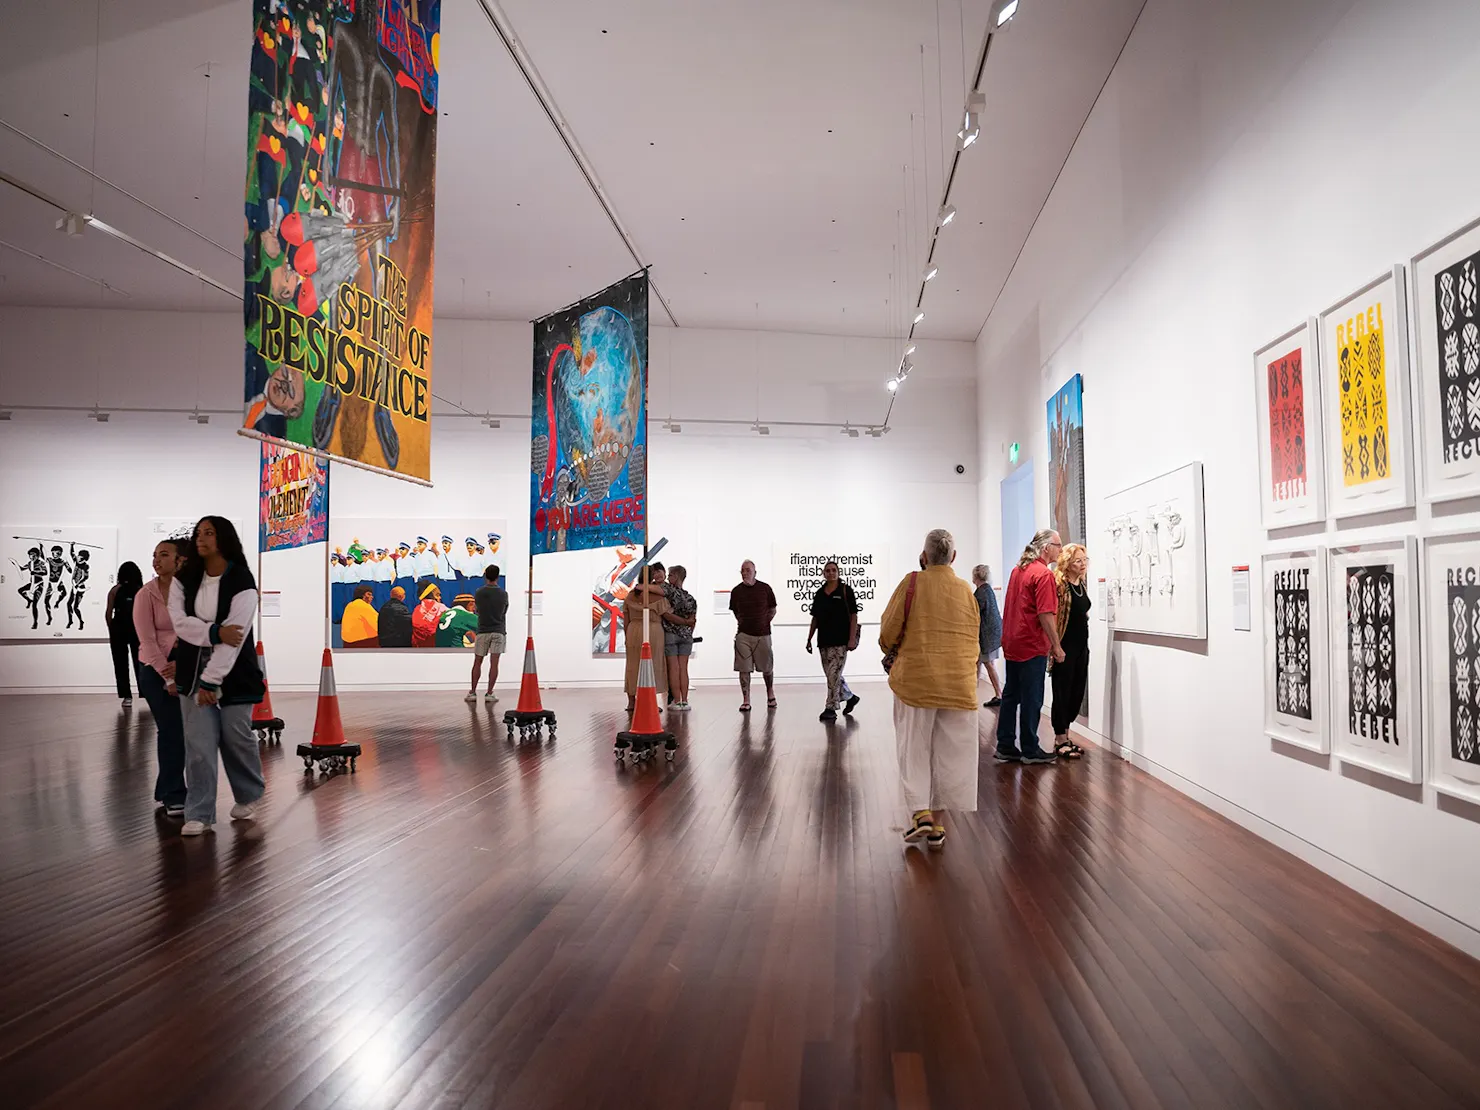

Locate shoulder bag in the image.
[881,573,918,674]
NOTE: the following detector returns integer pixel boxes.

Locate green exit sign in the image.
[1009,442,1020,464]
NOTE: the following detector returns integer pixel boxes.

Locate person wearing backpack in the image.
[878,528,980,850]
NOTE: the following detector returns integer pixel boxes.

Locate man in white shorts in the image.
[729,560,778,712]
[467,565,508,703]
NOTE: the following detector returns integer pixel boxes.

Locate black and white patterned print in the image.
[1347,565,1398,745]
[1273,567,1312,720]
[1448,574,1480,766]
[1438,248,1480,465]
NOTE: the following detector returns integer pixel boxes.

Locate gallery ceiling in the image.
[0,0,1142,341]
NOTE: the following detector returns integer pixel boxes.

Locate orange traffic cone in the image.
[251,640,285,745]
[296,648,361,775]
[503,637,556,741]
[616,641,675,764]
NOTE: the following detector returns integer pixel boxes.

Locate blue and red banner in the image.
[259,441,329,552]
[529,272,649,555]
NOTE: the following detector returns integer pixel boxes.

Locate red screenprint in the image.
[1267,349,1307,501]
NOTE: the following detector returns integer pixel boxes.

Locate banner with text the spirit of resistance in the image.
[259,440,329,552]
[240,0,440,485]
[529,272,649,555]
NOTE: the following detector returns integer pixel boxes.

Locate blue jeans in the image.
[181,697,265,824]
[136,664,186,807]
[996,656,1049,757]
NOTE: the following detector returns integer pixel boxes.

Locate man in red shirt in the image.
[995,529,1065,764]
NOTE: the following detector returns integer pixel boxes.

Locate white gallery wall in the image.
[975,0,1480,949]
[0,306,978,695]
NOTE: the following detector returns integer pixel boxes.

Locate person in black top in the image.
[1050,544,1092,759]
[377,586,414,648]
[805,560,861,722]
[106,561,144,707]
[468,565,509,703]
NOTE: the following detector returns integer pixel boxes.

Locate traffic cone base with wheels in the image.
[504,637,556,743]
[297,648,362,776]
[616,641,675,765]
[251,640,285,746]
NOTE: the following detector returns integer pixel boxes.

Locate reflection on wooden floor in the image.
[1,687,1479,1109]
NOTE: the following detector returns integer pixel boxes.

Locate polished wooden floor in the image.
[2,686,1479,1110]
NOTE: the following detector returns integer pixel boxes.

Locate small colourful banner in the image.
[259,441,329,552]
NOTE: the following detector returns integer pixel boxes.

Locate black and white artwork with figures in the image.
[1,526,118,642]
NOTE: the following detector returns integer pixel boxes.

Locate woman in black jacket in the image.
[167,517,266,836]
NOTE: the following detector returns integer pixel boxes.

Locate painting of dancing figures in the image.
[2,526,118,640]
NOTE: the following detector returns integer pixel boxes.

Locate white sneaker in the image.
[464,691,478,702]
[483,692,498,703]
[230,803,255,821]
[180,820,210,836]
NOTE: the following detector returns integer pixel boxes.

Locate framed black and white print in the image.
[1412,216,1480,504]
[1422,531,1480,805]
[1319,267,1415,519]
[1254,320,1325,529]
[1262,548,1327,752]
[1327,537,1421,783]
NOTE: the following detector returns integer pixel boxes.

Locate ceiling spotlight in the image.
[846,427,860,438]
[867,427,885,438]
[481,416,502,429]
[938,204,957,228]
[667,421,682,433]
[923,265,938,282]
[899,356,914,378]
[89,409,110,422]
[990,0,1020,29]
[55,213,86,237]
[886,378,899,392]
[958,91,985,149]
[913,310,925,324]
[0,410,12,421]
[196,413,210,424]
[904,344,916,357]
[754,423,771,435]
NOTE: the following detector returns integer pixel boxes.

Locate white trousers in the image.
[893,697,979,813]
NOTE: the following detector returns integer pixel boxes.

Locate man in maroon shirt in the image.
[995,529,1065,764]
[729,560,778,712]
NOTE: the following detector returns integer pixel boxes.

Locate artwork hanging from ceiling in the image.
[1047,374,1086,544]
[1102,462,1207,638]
[1318,266,1414,518]
[1327,536,1420,783]
[1261,548,1328,753]
[327,519,507,649]
[258,441,329,552]
[240,0,441,484]
[1253,320,1325,529]
[1,526,118,641]
[1421,531,1480,805]
[1412,215,1480,504]
[530,271,649,555]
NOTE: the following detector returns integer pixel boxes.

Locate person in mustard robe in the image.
[340,584,379,648]
[621,564,670,711]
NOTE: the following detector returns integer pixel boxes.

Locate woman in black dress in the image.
[1050,544,1091,760]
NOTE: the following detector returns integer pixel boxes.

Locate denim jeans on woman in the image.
[136,664,186,808]
[181,696,264,825]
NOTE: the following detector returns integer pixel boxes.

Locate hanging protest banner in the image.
[259,441,330,552]
[529,271,649,555]
[240,0,440,485]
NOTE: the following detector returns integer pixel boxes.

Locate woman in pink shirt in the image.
[134,538,187,818]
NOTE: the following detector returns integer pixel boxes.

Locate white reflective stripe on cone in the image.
[319,665,337,698]
[522,649,538,674]
[637,657,655,687]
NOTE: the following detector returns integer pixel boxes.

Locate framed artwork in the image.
[1261,548,1328,753]
[1047,375,1087,544]
[1412,215,1480,504]
[592,537,669,656]
[1,526,119,641]
[1421,531,1480,805]
[1253,319,1324,528]
[1319,266,1415,518]
[327,519,507,650]
[1102,462,1207,638]
[1327,536,1421,783]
